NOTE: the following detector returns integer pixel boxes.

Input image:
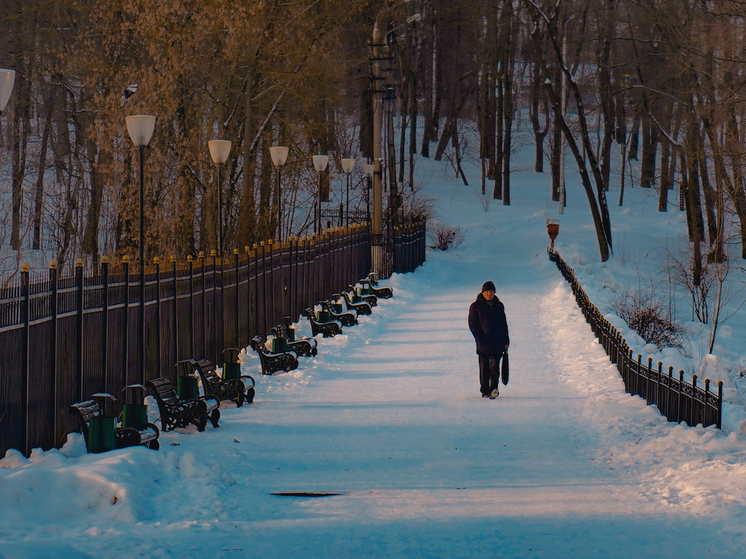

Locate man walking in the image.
[468,281,510,399]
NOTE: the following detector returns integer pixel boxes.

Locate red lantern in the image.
[546,219,560,250]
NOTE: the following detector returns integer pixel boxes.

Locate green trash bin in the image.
[286,326,296,342]
[177,376,199,400]
[271,337,288,353]
[222,348,241,379]
[223,362,241,380]
[331,303,343,313]
[316,310,330,323]
[121,403,148,428]
[87,415,116,453]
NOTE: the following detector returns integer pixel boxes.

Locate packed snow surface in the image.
[2,138,746,558]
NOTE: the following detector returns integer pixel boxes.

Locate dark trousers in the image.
[479,353,503,395]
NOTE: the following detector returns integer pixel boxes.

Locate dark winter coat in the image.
[468,293,510,355]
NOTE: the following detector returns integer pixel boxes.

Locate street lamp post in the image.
[269,146,289,242]
[208,140,232,258]
[0,69,15,114]
[126,114,156,384]
[341,158,356,228]
[312,154,329,234]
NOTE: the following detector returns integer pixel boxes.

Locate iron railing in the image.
[0,221,428,457]
[1,227,371,457]
[549,249,722,429]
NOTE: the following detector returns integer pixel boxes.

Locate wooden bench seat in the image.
[349,285,377,307]
[70,399,160,452]
[249,336,300,375]
[180,358,255,406]
[360,274,394,299]
[321,297,358,327]
[302,307,343,337]
[269,326,319,357]
[145,376,220,432]
[341,290,373,316]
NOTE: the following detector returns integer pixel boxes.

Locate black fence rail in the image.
[549,250,722,429]
[392,222,427,275]
[1,226,370,457]
[0,221,428,458]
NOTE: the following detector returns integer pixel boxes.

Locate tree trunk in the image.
[640,114,657,187]
[33,91,53,250]
[658,139,670,212]
[530,64,548,174]
[10,72,30,251]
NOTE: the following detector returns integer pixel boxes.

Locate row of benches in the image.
[70,357,255,452]
[250,275,392,375]
[70,273,392,453]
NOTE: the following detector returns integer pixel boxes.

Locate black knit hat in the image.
[481,281,496,293]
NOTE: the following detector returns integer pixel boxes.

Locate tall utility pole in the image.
[371,24,384,277]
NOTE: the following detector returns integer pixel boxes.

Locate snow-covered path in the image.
[224,248,734,558]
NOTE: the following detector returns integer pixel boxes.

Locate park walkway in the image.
[197,246,734,558]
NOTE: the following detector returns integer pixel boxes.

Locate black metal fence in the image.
[0,222,428,458]
[392,222,427,275]
[549,250,722,429]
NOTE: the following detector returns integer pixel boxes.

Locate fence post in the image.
[123,256,130,384]
[102,257,109,395]
[667,366,674,422]
[138,252,145,386]
[76,259,84,401]
[305,238,312,313]
[259,241,267,337]
[234,249,240,349]
[50,261,59,446]
[253,244,260,338]
[154,257,162,373]
[677,370,684,424]
[646,357,653,404]
[656,362,663,412]
[264,241,270,337]
[704,378,711,427]
[171,256,178,364]
[187,255,194,358]
[636,354,642,397]
[21,263,30,456]
[200,252,207,359]
[219,251,226,362]
[212,250,219,364]
[717,381,723,429]
[245,246,253,341]
[284,239,290,320]
[690,375,698,427]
